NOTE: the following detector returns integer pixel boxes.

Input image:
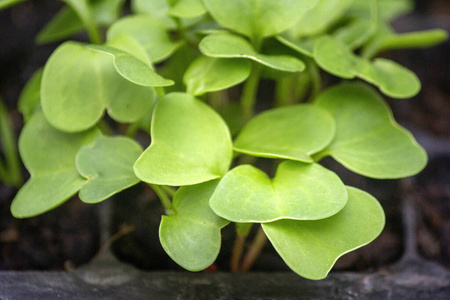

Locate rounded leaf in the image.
[41,41,156,132]
[202,0,318,41]
[314,82,427,178]
[134,93,233,186]
[234,104,335,163]
[160,180,229,271]
[262,186,385,280]
[76,136,143,203]
[210,161,347,223]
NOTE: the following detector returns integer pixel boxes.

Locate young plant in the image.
[4,0,448,279]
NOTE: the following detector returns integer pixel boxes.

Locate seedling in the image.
[3,0,447,279]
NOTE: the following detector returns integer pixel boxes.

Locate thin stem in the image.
[231,235,246,272]
[274,76,292,107]
[155,87,165,99]
[161,185,176,197]
[63,0,101,44]
[306,59,321,102]
[241,226,267,272]
[241,63,262,123]
[0,98,22,187]
[90,223,135,263]
[150,184,173,214]
[125,122,139,138]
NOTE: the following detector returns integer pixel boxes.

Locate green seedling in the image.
[2,0,447,280]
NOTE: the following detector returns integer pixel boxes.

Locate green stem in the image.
[125,122,139,138]
[62,0,101,44]
[241,63,262,123]
[150,184,173,214]
[0,98,22,187]
[155,87,165,99]
[306,59,321,102]
[231,223,253,272]
[274,76,292,107]
[161,185,176,197]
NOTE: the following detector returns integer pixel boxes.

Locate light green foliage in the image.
[41,42,156,132]
[262,187,385,280]
[314,83,427,178]
[76,136,143,203]
[184,56,251,95]
[134,93,233,186]
[202,0,319,43]
[234,105,335,162]
[0,0,27,10]
[347,0,413,21]
[333,19,376,50]
[107,15,182,63]
[210,161,347,223]
[366,29,448,58]
[169,0,206,18]
[199,33,305,72]
[313,35,420,98]
[10,112,100,218]
[159,180,229,271]
[18,68,43,122]
[291,0,354,37]
[36,0,125,44]
[86,44,174,87]
[131,0,175,28]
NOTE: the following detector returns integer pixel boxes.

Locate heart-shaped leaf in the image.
[313,35,420,98]
[234,104,335,163]
[36,0,125,44]
[202,0,318,43]
[76,136,143,203]
[262,186,385,280]
[160,180,229,271]
[290,0,354,38]
[199,33,305,72]
[10,112,100,218]
[107,15,182,63]
[184,56,251,95]
[169,0,206,18]
[18,68,43,122]
[134,92,233,186]
[333,19,376,50]
[86,44,174,87]
[209,161,347,223]
[41,41,156,132]
[314,82,427,179]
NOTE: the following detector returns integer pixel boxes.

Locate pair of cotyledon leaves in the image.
[11,112,143,218]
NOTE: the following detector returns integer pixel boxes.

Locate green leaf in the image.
[169,0,206,18]
[290,0,354,38]
[36,0,125,44]
[199,33,305,72]
[276,35,317,57]
[234,104,335,163]
[202,0,318,42]
[107,15,182,63]
[376,29,449,54]
[76,136,143,203]
[86,44,174,87]
[0,0,27,10]
[10,112,100,218]
[134,92,233,186]
[160,180,229,271]
[333,19,376,50]
[18,68,43,122]
[347,0,413,21]
[262,186,385,280]
[41,41,156,132]
[209,161,347,223]
[131,0,176,28]
[314,82,427,179]
[313,35,420,98]
[184,56,251,95]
